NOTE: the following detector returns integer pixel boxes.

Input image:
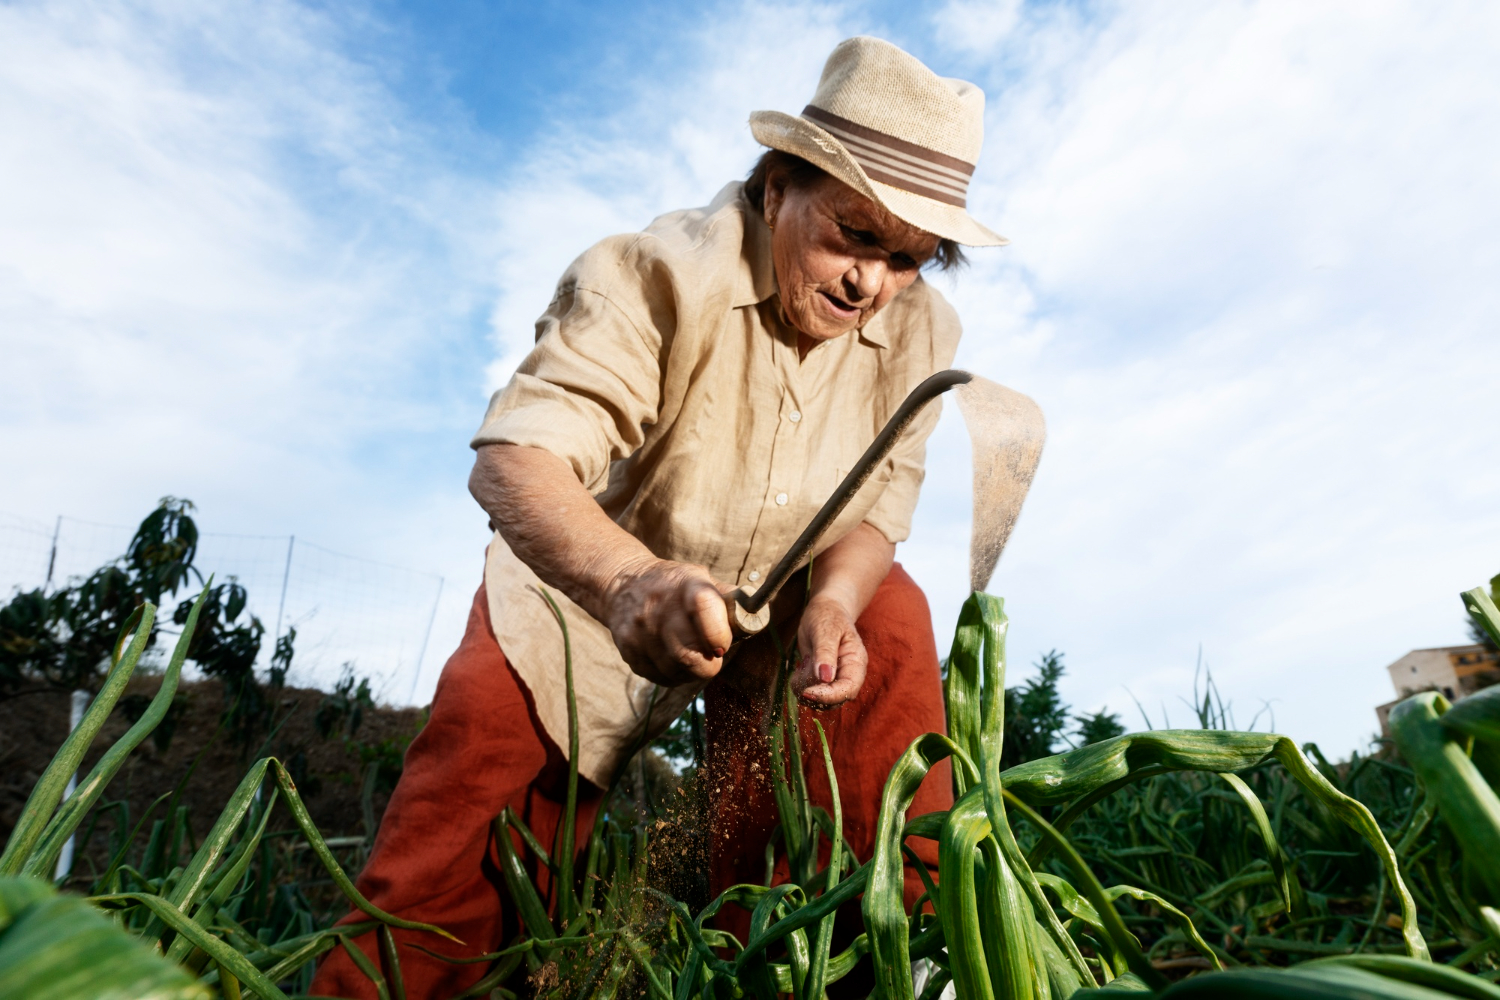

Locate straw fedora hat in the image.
[750,36,1007,248]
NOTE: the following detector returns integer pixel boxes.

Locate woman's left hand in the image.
[790,521,893,707]
[793,595,868,707]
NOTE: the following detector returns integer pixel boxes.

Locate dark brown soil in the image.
[0,675,425,886]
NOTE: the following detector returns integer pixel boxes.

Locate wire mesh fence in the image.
[0,511,443,702]
[0,512,54,594]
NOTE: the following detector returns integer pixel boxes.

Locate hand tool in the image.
[723,368,1045,635]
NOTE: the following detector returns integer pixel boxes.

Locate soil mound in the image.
[0,677,425,884]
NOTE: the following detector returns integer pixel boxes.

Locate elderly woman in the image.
[314,36,1007,999]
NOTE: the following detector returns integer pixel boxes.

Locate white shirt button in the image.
[775,492,788,506]
[788,410,802,423]
[748,569,761,582]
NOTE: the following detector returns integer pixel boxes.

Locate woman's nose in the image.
[846,260,886,302]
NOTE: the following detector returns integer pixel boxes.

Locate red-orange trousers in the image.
[311,563,952,1000]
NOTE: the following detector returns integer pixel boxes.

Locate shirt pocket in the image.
[834,462,895,496]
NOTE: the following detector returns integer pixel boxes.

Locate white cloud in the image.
[0,0,499,696]
[483,2,851,385]
[909,0,1500,751]
[5,0,1496,755]
[931,0,1023,54]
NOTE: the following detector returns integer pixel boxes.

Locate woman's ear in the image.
[763,169,785,229]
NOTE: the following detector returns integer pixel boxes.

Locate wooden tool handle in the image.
[725,587,771,635]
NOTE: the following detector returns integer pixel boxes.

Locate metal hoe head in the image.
[956,376,1046,593]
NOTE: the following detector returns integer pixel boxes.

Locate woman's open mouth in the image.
[818,290,860,319]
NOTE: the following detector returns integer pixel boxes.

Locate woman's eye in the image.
[891,253,918,271]
[839,224,879,247]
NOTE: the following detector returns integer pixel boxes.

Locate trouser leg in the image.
[310,584,601,1000]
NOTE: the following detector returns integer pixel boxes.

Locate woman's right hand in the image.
[600,557,734,686]
[472,444,734,685]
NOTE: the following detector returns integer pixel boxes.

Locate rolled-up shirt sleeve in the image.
[471,237,669,493]
[860,282,963,545]
[862,398,939,545]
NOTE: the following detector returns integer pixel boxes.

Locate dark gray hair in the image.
[743,149,967,272]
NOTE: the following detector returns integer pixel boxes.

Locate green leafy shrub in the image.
[0,499,297,754]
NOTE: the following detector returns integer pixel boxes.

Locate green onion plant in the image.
[3,581,1500,999]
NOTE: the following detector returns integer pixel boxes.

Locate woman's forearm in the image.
[468,443,732,684]
[807,521,895,618]
[469,443,654,621]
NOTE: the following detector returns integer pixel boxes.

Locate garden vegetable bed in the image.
[3,581,1500,1000]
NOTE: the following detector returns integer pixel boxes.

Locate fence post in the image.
[273,535,294,650]
[409,577,444,704]
[44,515,61,589]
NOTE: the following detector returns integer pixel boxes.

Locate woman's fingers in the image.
[801,613,844,686]
[613,612,674,684]
[798,636,867,706]
[687,581,733,660]
[825,632,869,702]
[604,558,729,685]
[659,586,723,680]
[624,653,675,687]
[793,600,868,706]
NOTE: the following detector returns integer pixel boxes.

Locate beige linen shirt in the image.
[472,181,961,786]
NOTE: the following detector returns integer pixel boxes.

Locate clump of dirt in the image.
[0,676,425,885]
[539,749,716,1000]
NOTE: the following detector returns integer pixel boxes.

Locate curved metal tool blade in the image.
[956,376,1046,593]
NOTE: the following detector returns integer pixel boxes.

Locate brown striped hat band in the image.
[801,105,975,209]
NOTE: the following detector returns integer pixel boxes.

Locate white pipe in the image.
[54,688,90,882]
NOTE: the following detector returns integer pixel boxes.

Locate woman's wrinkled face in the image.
[764,170,941,342]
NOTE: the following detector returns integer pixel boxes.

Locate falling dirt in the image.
[954,376,1046,593]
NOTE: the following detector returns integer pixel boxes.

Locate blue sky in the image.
[2,0,1497,755]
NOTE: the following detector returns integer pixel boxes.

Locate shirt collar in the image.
[858,309,891,348]
[734,202,778,308]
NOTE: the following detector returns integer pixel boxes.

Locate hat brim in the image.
[749,109,1009,248]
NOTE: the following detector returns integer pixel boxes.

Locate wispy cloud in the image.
[4,0,1496,746]
[483,2,852,385]
[907,0,1500,748]
[0,0,501,691]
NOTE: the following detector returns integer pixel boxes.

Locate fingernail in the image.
[818,662,834,683]
[714,647,725,657]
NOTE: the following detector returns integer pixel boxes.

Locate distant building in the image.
[1376,645,1500,736]
[1388,645,1500,700]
